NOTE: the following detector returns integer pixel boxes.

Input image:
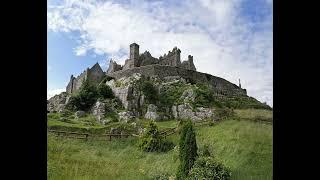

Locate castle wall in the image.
[159,47,181,67]
[107,60,123,74]
[66,63,105,94]
[107,65,247,96]
[87,64,105,85]
[72,70,88,93]
[139,51,159,67]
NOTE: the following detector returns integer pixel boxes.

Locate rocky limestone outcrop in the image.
[144,104,161,121]
[106,73,143,114]
[75,111,85,118]
[172,103,213,122]
[47,92,69,112]
[118,111,135,122]
[91,100,106,122]
[180,88,196,103]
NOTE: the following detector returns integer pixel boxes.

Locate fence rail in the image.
[48,120,214,141]
[48,130,133,141]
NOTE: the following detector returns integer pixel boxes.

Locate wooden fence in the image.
[48,120,214,141]
[48,130,132,141]
[159,128,177,139]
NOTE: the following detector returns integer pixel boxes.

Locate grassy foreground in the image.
[47,109,272,179]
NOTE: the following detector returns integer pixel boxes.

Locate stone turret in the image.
[130,43,139,67]
[239,79,241,88]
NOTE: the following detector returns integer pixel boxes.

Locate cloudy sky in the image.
[47,0,273,106]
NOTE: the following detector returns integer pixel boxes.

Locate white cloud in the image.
[47,0,273,106]
[47,88,65,99]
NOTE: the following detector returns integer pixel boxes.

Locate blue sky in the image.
[47,0,273,106]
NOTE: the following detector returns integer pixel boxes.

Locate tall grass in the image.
[48,133,179,179]
[48,110,272,179]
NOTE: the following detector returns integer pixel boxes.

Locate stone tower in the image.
[130,43,139,67]
[239,79,241,88]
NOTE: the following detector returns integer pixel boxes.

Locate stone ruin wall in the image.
[107,65,247,96]
[158,47,181,67]
[66,64,105,94]
[66,70,88,94]
[87,65,105,86]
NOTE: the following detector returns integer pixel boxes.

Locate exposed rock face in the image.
[75,111,85,118]
[180,88,196,103]
[195,107,213,120]
[91,101,106,122]
[144,104,161,121]
[107,65,247,96]
[177,103,195,120]
[172,103,214,122]
[118,111,135,122]
[106,73,144,114]
[47,92,69,112]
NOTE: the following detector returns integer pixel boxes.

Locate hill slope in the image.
[47,109,272,179]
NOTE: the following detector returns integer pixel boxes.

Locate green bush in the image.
[188,157,231,180]
[177,120,198,180]
[214,108,235,121]
[66,79,98,111]
[202,144,211,157]
[159,82,186,107]
[154,173,172,180]
[138,121,174,152]
[141,80,158,104]
[97,83,114,99]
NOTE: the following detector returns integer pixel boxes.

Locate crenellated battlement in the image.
[107,43,195,74]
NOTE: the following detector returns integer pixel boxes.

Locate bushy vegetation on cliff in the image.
[66,79,115,111]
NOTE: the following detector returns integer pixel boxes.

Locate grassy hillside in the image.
[47,109,272,179]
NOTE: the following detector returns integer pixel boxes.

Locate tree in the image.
[66,79,98,111]
[138,121,174,152]
[141,80,158,104]
[97,83,114,99]
[177,120,198,179]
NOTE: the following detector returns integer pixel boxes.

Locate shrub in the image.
[159,82,186,107]
[214,108,235,121]
[97,83,114,99]
[138,121,174,152]
[66,79,98,111]
[188,157,232,180]
[154,173,174,180]
[202,144,211,157]
[177,120,198,180]
[141,80,158,104]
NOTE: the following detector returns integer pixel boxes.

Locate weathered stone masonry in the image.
[66,42,246,97]
[66,63,105,94]
[107,43,197,74]
[107,65,247,96]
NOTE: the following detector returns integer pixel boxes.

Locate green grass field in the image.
[47,109,272,179]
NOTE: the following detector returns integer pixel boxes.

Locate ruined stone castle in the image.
[66,43,247,96]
